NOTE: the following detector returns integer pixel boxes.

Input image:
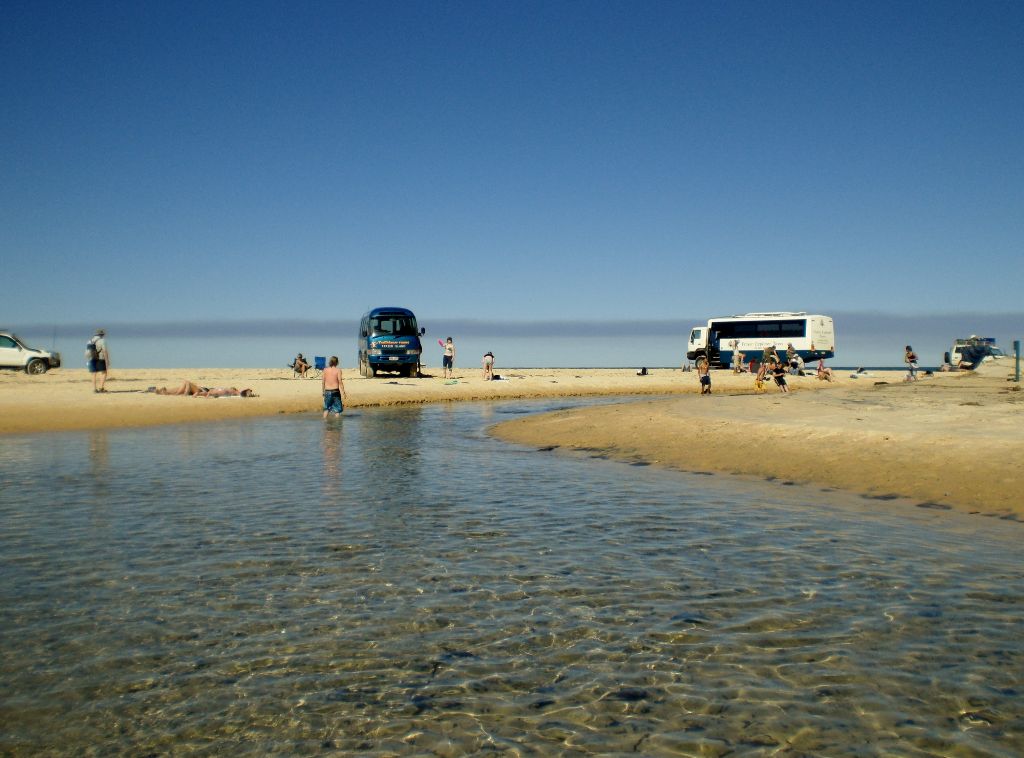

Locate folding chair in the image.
[307,356,326,379]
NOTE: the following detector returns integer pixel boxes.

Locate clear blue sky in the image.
[2,1,1021,366]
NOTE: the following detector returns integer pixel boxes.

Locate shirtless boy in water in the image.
[321,356,347,418]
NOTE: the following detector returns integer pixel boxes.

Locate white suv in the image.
[0,331,62,374]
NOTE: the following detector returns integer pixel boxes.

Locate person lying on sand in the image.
[152,381,256,397]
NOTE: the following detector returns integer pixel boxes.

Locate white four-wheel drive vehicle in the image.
[0,331,62,374]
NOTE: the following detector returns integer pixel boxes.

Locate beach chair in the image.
[307,356,326,379]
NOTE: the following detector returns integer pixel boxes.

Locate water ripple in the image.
[0,401,1021,756]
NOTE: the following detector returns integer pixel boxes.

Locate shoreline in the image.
[491,362,1023,520]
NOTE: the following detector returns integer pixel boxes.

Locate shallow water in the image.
[1,400,1021,756]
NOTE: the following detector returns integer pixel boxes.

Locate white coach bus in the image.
[686,312,835,368]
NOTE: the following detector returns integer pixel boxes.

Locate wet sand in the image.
[492,362,1024,519]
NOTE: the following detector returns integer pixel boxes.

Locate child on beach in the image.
[697,357,711,394]
[755,360,768,392]
[904,345,919,381]
[771,359,789,393]
[482,352,494,380]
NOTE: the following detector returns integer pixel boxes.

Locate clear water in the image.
[1,400,1021,756]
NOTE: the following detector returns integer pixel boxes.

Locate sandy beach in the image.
[3,362,1021,518]
[493,361,1024,520]
[0,365,703,435]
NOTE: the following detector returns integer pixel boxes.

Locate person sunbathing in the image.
[153,381,256,397]
[201,387,256,398]
[154,380,205,396]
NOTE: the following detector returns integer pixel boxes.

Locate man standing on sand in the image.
[482,351,494,380]
[322,355,347,418]
[87,329,109,393]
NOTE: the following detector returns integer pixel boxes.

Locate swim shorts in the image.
[442,355,453,369]
[88,359,107,373]
[700,375,711,385]
[323,389,343,414]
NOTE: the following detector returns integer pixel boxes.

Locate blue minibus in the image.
[358,307,425,378]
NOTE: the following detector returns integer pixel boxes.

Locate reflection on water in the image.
[0,400,1021,756]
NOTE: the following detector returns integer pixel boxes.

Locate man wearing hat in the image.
[87,329,109,393]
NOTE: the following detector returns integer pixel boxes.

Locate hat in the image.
[96,329,106,336]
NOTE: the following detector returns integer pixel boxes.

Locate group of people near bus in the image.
[697,342,834,395]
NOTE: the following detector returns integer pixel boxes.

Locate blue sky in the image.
[3,1,1021,367]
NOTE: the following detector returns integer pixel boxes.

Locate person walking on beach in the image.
[482,351,494,380]
[904,345,919,381]
[697,356,711,394]
[322,355,347,418]
[441,337,456,379]
[730,340,746,373]
[87,329,109,393]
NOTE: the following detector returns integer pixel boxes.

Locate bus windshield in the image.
[369,315,419,337]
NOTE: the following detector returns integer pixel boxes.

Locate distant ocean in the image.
[16,330,910,372]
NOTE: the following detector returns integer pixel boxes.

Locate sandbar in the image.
[492,362,1024,520]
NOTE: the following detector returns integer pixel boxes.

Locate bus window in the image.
[779,320,806,338]
[690,328,702,342]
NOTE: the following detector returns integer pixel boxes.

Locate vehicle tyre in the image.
[26,359,48,375]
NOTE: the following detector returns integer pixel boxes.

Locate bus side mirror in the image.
[420,328,426,336]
